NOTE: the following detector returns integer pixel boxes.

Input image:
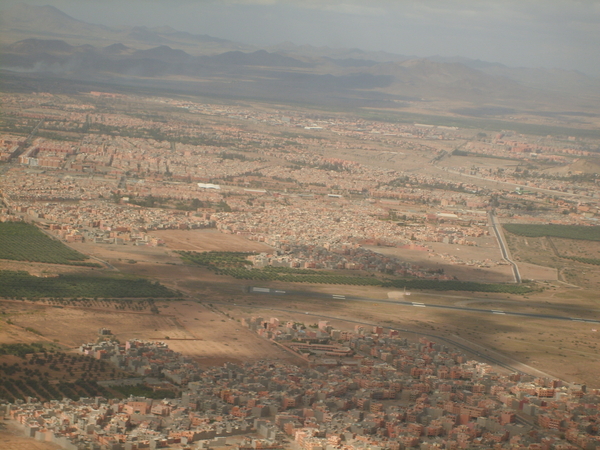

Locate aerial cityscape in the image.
[0,1,599,450]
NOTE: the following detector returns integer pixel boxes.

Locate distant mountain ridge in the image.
[1,4,600,112]
[0,4,248,52]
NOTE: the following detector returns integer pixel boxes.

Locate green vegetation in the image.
[0,351,131,402]
[0,342,60,357]
[560,255,600,266]
[178,251,533,293]
[0,222,100,267]
[0,271,177,299]
[178,251,254,269]
[503,224,600,241]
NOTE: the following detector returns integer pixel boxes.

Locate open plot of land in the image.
[551,236,600,259]
[151,229,274,252]
[0,422,62,450]
[158,302,297,366]
[366,242,516,283]
[505,232,600,288]
[0,299,296,367]
[69,241,181,266]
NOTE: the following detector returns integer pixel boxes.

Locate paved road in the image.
[489,211,521,283]
[248,287,600,324]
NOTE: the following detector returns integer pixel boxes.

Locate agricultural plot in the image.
[503,223,600,241]
[0,270,178,299]
[0,222,99,267]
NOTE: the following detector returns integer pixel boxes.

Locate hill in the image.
[1,4,599,116]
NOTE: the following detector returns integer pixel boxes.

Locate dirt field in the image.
[158,302,297,366]
[0,433,62,450]
[69,241,180,266]
[151,229,274,252]
[0,299,298,367]
[365,242,516,283]
[505,232,600,288]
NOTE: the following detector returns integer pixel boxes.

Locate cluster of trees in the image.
[0,271,178,299]
[178,251,252,269]
[0,222,99,266]
[0,377,112,402]
[178,251,532,293]
[62,297,165,311]
[504,224,600,241]
[0,343,53,357]
[0,351,120,402]
[558,255,600,266]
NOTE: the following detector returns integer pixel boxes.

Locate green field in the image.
[178,251,533,294]
[0,221,100,266]
[503,224,600,241]
[0,270,177,299]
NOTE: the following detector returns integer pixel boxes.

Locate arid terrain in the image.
[1,225,599,387]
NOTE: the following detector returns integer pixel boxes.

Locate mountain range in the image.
[1,4,600,117]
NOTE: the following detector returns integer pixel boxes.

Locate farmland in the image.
[503,223,600,241]
[0,222,100,267]
[0,270,178,299]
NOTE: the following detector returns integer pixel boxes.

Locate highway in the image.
[248,287,600,324]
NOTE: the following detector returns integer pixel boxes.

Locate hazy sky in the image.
[6,0,600,75]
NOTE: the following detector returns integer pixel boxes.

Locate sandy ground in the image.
[1,299,299,367]
[158,302,297,366]
[0,424,62,450]
[69,241,180,266]
[505,233,600,288]
[366,243,516,283]
[151,229,274,252]
[0,433,61,450]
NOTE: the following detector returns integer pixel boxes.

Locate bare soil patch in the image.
[505,233,600,288]
[0,432,62,450]
[0,300,298,366]
[366,243,514,283]
[158,302,297,366]
[151,229,274,252]
[69,241,180,265]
